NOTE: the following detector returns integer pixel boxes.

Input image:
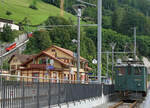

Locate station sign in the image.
[46,65,54,70]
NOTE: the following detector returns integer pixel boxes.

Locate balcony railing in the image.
[30,64,46,69]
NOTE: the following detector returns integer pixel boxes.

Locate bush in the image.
[6,11,12,16]
[29,4,38,10]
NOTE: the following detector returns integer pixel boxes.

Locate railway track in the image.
[109,100,138,108]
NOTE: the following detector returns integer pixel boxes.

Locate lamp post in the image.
[110,43,116,84]
[92,58,97,74]
[0,44,4,74]
[72,4,86,82]
[92,59,97,82]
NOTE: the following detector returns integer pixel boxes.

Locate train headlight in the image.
[137,83,141,87]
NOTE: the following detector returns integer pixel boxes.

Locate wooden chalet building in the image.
[9,45,92,83]
[9,54,34,75]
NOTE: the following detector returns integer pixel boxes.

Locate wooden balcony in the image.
[30,64,46,69]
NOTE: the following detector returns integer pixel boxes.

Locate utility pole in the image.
[134,27,136,60]
[72,4,86,82]
[97,0,102,84]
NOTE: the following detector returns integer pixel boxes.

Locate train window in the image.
[118,68,125,76]
[128,67,131,75]
[134,67,142,75]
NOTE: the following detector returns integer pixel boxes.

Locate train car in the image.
[27,32,33,37]
[5,43,16,52]
[114,59,147,100]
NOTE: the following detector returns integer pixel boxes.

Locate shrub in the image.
[6,11,12,16]
[29,4,38,10]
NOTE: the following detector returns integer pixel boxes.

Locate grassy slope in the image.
[0,0,78,25]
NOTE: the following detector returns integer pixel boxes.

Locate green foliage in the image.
[29,0,38,10]
[45,16,71,25]
[0,0,78,25]
[6,11,12,16]
[42,0,60,7]
[136,36,150,57]
[3,59,10,70]
[24,30,52,54]
[29,4,38,10]
[0,24,14,42]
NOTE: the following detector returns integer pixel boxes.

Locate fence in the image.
[0,75,114,108]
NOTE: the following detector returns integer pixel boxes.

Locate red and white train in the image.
[5,32,33,52]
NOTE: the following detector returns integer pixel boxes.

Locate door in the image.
[126,66,133,90]
[115,67,126,91]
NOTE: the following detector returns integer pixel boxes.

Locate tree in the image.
[24,30,52,54]
[112,8,125,32]
[1,24,14,42]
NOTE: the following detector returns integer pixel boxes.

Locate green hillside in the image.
[0,0,77,25]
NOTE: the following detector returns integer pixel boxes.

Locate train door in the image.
[116,67,126,90]
[133,67,145,91]
[126,66,133,90]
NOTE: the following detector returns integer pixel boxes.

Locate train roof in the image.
[115,60,145,67]
[116,64,145,67]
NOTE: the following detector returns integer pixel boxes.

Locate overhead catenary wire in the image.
[38,24,98,28]
[77,0,96,7]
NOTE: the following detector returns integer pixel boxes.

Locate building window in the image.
[81,63,85,69]
[64,59,69,63]
[11,65,16,70]
[64,74,68,80]
[52,49,55,52]
[42,59,46,64]
[71,60,74,65]
[13,59,17,62]
[39,58,46,64]
[17,65,20,69]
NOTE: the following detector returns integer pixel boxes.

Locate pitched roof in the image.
[46,45,87,61]
[9,54,35,63]
[22,51,70,67]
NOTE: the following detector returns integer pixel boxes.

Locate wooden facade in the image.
[9,45,92,83]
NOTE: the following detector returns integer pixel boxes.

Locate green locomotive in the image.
[114,59,147,100]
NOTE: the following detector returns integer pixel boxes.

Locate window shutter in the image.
[48,59,50,64]
[39,59,42,64]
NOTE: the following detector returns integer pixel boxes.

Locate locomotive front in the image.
[114,59,147,100]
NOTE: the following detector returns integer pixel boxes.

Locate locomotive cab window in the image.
[118,67,125,76]
[128,66,131,75]
[134,67,142,75]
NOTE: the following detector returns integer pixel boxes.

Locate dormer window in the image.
[52,49,55,52]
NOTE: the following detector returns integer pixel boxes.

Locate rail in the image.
[109,101,123,108]
[129,101,137,108]
[109,100,138,108]
[0,39,29,58]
